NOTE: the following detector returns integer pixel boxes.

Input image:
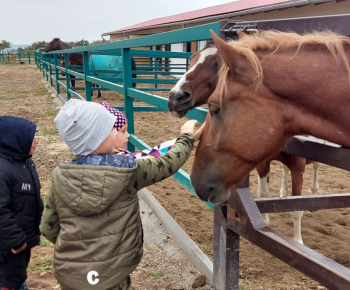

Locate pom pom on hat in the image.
[99,101,128,131]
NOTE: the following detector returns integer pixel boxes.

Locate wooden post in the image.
[213,176,249,289]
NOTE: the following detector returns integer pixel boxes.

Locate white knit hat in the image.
[54,99,117,156]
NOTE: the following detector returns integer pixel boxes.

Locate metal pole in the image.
[64,54,71,100]
[122,47,135,152]
[54,54,60,96]
[83,51,91,101]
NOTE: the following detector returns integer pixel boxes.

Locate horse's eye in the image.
[209,105,220,116]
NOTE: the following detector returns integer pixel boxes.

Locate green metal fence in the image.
[37,22,221,210]
[0,50,36,64]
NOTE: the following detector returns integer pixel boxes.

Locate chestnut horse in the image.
[168,42,320,244]
[191,30,350,211]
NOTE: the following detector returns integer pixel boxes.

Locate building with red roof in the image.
[103,0,350,41]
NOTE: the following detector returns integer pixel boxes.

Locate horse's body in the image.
[168,42,320,243]
[45,38,75,87]
[191,30,350,209]
[60,53,101,98]
[61,53,137,98]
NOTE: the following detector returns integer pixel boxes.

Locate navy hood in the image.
[0,116,37,155]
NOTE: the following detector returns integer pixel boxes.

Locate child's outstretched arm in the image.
[0,171,26,254]
[126,120,204,193]
[40,187,60,244]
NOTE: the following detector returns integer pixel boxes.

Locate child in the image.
[0,116,44,290]
[99,101,177,159]
[40,99,204,290]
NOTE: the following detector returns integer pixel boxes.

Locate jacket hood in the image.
[52,163,136,216]
[0,116,36,155]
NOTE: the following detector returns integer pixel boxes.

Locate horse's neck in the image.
[58,41,71,50]
[261,50,350,147]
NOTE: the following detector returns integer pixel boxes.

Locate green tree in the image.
[90,39,109,45]
[73,39,90,47]
[0,40,11,50]
[25,41,48,51]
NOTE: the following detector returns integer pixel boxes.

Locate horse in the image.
[60,53,101,98]
[191,30,350,211]
[61,53,137,98]
[168,42,320,244]
[45,38,76,87]
[9,52,17,62]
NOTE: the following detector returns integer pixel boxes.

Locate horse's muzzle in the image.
[168,91,193,117]
[190,175,230,204]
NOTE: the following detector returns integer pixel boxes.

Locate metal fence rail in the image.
[0,51,35,64]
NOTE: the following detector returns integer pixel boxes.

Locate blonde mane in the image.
[218,30,350,105]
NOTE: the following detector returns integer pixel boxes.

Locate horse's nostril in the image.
[177,91,191,101]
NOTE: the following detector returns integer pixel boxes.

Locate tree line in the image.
[0,39,108,51]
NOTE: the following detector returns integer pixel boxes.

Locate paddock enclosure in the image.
[0,50,36,64]
[37,14,350,289]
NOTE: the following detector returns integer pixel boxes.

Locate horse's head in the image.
[45,38,61,52]
[168,44,219,118]
[191,31,287,203]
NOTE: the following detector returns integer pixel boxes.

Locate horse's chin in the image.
[191,177,230,203]
[208,189,230,204]
[170,109,188,118]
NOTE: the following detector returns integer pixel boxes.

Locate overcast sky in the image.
[1,0,237,46]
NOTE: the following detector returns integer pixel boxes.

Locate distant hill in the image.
[11,44,28,49]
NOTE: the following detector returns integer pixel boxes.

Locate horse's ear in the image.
[237,31,248,40]
[210,30,240,71]
[54,38,60,41]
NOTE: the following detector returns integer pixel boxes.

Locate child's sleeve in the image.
[127,133,194,192]
[0,171,26,253]
[40,186,60,244]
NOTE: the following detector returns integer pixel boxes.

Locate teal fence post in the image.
[45,55,49,81]
[28,52,31,64]
[49,56,53,87]
[122,47,135,152]
[18,52,21,64]
[54,54,60,96]
[83,51,91,101]
[64,54,71,100]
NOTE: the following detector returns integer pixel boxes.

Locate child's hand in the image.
[181,120,198,135]
[11,242,27,254]
[194,122,206,142]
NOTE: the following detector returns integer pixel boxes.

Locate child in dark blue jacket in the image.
[0,116,44,290]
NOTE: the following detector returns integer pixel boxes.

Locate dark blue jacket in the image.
[0,116,44,254]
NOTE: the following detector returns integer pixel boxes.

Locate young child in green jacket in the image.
[40,99,203,290]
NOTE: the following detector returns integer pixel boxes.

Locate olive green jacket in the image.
[40,133,194,289]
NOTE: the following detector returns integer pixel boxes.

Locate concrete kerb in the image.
[138,188,214,284]
[44,80,66,107]
[44,78,214,284]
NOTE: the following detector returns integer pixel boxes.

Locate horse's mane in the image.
[218,30,350,101]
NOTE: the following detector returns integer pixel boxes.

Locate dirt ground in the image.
[1,64,350,290]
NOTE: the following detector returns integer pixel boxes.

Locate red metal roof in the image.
[104,0,294,35]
